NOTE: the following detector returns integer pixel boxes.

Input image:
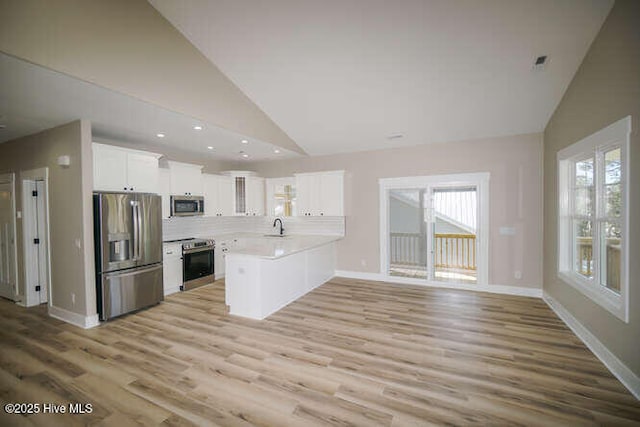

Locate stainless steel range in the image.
[165,238,215,291]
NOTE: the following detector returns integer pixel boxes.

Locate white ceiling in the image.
[0,53,300,162]
[150,0,613,156]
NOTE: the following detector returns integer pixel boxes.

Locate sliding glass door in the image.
[388,188,428,279]
[382,173,488,285]
[429,186,477,284]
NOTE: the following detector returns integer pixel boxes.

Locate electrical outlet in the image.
[514,271,522,280]
[71,293,76,305]
[360,259,367,267]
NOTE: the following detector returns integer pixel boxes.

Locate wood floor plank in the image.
[0,277,638,425]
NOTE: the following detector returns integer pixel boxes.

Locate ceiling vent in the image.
[532,55,548,71]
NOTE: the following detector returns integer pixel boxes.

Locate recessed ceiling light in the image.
[194,125,203,130]
[242,153,249,158]
[274,149,280,154]
[156,133,165,138]
[241,139,249,144]
[207,146,213,150]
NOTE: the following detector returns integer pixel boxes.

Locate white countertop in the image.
[221,234,342,260]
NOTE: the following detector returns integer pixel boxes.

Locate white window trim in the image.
[379,172,490,286]
[557,116,630,323]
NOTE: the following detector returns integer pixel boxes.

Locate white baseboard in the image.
[334,270,542,298]
[215,272,225,280]
[543,292,640,399]
[48,305,99,329]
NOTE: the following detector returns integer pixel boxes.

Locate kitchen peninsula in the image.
[225,235,341,319]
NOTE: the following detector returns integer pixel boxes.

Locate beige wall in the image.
[0,0,301,154]
[0,120,96,317]
[251,133,543,289]
[543,0,640,376]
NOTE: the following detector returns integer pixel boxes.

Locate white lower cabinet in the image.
[215,241,226,279]
[163,243,182,295]
[215,238,238,279]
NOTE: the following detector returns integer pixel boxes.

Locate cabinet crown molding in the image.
[294,170,345,177]
[166,160,204,171]
[92,142,162,159]
[221,170,258,177]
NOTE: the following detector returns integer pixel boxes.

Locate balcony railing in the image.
[576,237,620,292]
[390,233,423,266]
[434,233,476,271]
[390,232,476,271]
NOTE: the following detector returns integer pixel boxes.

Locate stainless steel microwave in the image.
[170,195,204,217]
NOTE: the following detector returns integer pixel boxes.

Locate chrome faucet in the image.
[273,218,284,236]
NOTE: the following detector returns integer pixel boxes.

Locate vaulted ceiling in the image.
[0,1,614,160]
[150,0,614,155]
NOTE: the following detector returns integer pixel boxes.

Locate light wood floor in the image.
[1,277,639,426]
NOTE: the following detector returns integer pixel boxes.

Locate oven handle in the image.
[183,246,214,255]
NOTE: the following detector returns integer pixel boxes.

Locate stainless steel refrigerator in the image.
[93,192,163,321]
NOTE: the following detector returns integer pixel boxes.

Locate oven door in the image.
[182,247,214,290]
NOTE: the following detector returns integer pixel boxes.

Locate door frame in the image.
[21,168,52,307]
[379,172,490,286]
[0,173,19,301]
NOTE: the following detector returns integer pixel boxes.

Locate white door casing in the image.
[0,173,18,301]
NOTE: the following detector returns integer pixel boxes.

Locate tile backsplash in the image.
[163,216,345,241]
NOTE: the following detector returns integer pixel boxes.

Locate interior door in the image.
[23,179,49,305]
[35,181,49,303]
[0,177,16,300]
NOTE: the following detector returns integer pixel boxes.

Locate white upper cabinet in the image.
[226,171,265,216]
[246,176,265,216]
[203,174,234,216]
[126,152,161,193]
[93,143,161,193]
[217,175,234,216]
[158,168,171,219]
[265,177,296,217]
[295,170,344,216]
[167,161,203,196]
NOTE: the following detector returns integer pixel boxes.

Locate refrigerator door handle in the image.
[132,201,140,261]
[136,203,143,260]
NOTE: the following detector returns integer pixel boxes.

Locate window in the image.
[557,116,630,322]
